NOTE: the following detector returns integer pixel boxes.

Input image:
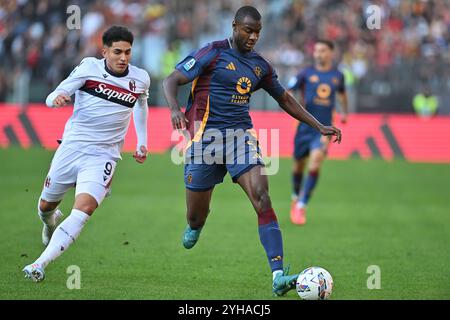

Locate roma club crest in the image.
[253,66,262,78]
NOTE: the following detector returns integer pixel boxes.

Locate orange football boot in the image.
[290,204,306,225]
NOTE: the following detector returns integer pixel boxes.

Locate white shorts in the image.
[40,145,117,205]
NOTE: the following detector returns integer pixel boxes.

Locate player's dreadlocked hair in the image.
[234,6,261,23]
[102,26,134,47]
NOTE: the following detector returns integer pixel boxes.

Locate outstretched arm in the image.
[275,91,342,143]
[162,70,191,130]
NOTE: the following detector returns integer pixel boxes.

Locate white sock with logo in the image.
[35,209,90,269]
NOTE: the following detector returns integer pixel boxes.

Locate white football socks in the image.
[35,209,90,269]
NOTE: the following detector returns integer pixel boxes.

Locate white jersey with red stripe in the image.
[47,57,150,160]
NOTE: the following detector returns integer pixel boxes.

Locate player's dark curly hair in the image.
[316,39,335,50]
[234,6,261,22]
[102,26,134,47]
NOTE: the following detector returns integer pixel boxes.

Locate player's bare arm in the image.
[276,90,342,143]
[162,70,190,130]
[337,92,349,124]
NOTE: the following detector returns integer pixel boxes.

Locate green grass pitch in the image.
[0,147,449,299]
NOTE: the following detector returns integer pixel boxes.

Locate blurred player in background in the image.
[23,26,150,282]
[163,6,341,296]
[288,40,348,225]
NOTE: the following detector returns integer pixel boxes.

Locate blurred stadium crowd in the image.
[0,0,449,113]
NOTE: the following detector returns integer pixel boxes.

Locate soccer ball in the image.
[296,266,333,300]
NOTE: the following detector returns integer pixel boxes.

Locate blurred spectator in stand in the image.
[0,68,9,102]
[0,0,448,110]
[413,86,439,118]
[161,41,181,79]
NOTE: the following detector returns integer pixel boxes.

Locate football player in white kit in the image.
[23,26,150,282]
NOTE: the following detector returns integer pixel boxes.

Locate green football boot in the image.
[272,266,299,296]
[182,225,202,249]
